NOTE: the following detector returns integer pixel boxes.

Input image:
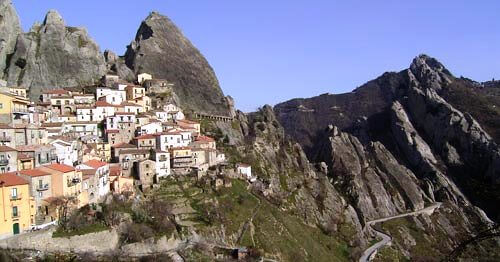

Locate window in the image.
[0,103,3,109]
[38,192,42,198]
[38,180,43,188]
[12,206,18,217]
[11,188,17,198]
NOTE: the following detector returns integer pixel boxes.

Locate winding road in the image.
[359,202,442,262]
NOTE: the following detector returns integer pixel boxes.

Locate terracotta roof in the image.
[95,101,113,107]
[109,165,121,176]
[196,135,215,143]
[170,146,191,151]
[134,134,155,140]
[112,143,136,149]
[17,153,32,160]
[0,172,29,187]
[106,129,119,133]
[82,160,108,169]
[19,169,51,177]
[120,101,140,107]
[45,163,75,173]
[16,144,54,152]
[0,145,16,152]
[0,123,14,129]
[81,169,97,177]
[237,163,251,168]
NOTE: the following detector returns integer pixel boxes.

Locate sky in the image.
[11,0,500,112]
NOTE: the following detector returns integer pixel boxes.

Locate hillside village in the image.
[0,73,254,240]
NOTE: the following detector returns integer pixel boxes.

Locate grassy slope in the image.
[152,177,350,262]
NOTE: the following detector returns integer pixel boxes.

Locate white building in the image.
[154,150,170,178]
[94,101,117,121]
[137,73,152,84]
[120,101,143,114]
[140,122,163,135]
[62,122,99,137]
[96,87,126,105]
[78,160,110,198]
[76,106,95,122]
[50,138,78,166]
[106,112,136,130]
[156,131,187,151]
[237,164,252,180]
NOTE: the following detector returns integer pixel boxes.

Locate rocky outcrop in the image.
[4,10,106,99]
[124,12,230,116]
[0,0,21,77]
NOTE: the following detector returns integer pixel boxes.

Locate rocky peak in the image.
[3,7,106,98]
[409,54,453,90]
[124,11,230,116]
[43,9,64,26]
[0,0,21,77]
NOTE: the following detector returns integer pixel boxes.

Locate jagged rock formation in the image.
[3,9,106,99]
[0,0,21,76]
[275,55,500,223]
[124,12,231,116]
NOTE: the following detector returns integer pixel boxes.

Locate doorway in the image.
[13,223,19,235]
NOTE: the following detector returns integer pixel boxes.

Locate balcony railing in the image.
[0,136,11,142]
[39,158,50,164]
[36,184,49,191]
[10,194,22,201]
[13,108,29,114]
[0,159,9,166]
[51,155,58,160]
[12,211,20,219]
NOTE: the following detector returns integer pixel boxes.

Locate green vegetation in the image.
[373,246,408,262]
[53,223,108,238]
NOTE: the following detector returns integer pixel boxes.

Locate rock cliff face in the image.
[0,0,21,77]
[3,10,106,99]
[124,12,231,116]
[275,55,500,224]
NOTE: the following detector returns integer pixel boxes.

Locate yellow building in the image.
[0,92,30,124]
[0,172,35,238]
[39,163,86,207]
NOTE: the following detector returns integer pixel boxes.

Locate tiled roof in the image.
[19,168,50,177]
[134,134,156,140]
[45,163,75,173]
[112,143,136,149]
[95,101,113,107]
[17,153,32,160]
[196,135,215,142]
[0,145,16,152]
[0,172,29,187]
[82,160,108,169]
[115,112,135,115]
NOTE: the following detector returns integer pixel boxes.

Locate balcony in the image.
[39,158,50,164]
[12,211,20,219]
[0,136,11,142]
[10,194,22,201]
[12,107,29,114]
[51,155,58,160]
[72,178,81,184]
[36,184,49,191]
[0,159,9,166]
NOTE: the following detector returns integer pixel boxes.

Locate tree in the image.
[48,196,78,231]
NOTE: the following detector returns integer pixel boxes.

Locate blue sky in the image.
[12,0,500,111]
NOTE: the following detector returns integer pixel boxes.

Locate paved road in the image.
[359,202,442,262]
